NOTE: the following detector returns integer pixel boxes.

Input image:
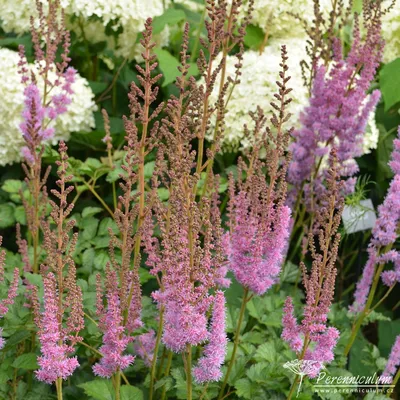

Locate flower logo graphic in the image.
[283,359,326,397]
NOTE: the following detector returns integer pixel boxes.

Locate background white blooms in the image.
[208,38,309,151]
[382,4,400,63]
[0,0,169,59]
[0,48,97,166]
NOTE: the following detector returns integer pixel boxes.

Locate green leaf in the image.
[254,342,276,363]
[244,24,264,49]
[120,386,143,400]
[82,207,104,218]
[82,248,95,271]
[14,206,27,225]
[12,353,39,370]
[139,267,154,284]
[379,58,400,111]
[0,204,15,228]
[78,379,115,400]
[152,9,186,34]
[235,378,256,399]
[154,49,198,86]
[88,81,108,94]
[2,180,22,194]
[98,218,119,236]
[82,217,99,241]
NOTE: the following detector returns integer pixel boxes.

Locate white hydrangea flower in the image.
[0,0,169,60]
[382,5,400,63]
[362,108,379,155]
[207,38,309,151]
[0,48,97,166]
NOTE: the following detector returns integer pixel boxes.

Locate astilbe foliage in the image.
[224,46,292,295]
[35,141,84,384]
[289,0,384,207]
[0,238,20,350]
[350,127,400,312]
[282,151,344,378]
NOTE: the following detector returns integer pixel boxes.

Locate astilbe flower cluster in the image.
[289,1,384,206]
[382,335,400,381]
[141,14,246,378]
[193,291,227,383]
[93,269,135,377]
[94,19,165,377]
[35,141,84,384]
[224,46,292,295]
[17,0,76,277]
[0,238,20,350]
[35,273,79,383]
[133,330,156,367]
[18,0,76,163]
[282,152,344,377]
[350,128,400,312]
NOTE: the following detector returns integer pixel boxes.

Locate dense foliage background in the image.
[0,0,400,399]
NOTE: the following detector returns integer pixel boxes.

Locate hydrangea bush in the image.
[0,0,400,399]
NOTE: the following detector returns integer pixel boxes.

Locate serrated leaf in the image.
[235,378,255,399]
[2,180,22,194]
[82,207,103,218]
[120,386,143,400]
[98,218,118,236]
[254,342,276,363]
[12,353,39,370]
[78,379,115,400]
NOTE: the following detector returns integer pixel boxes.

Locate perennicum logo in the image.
[283,359,395,397]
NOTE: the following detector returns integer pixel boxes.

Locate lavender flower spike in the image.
[351,128,400,312]
[193,291,228,383]
[93,269,135,378]
[36,274,79,384]
[382,335,400,381]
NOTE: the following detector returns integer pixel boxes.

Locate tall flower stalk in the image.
[18,0,75,275]
[283,151,344,400]
[345,128,400,357]
[0,238,20,350]
[35,142,84,399]
[288,0,384,240]
[218,45,293,400]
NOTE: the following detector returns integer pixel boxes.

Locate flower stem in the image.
[56,377,63,400]
[149,306,165,400]
[344,262,386,357]
[160,351,173,400]
[286,376,299,400]
[218,287,249,400]
[115,369,121,400]
[387,369,400,398]
[186,344,193,400]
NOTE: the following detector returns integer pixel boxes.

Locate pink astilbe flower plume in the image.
[382,335,400,381]
[133,330,156,367]
[35,142,84,384]
[35,273,79,384]
[350,128,400,313]
[225,46,293,295]
[282,151,343,377]
[93,269,135,378]
[193,291,228,383]
[16,0,76,278]
[289,1,384,205]
[0,238,20,350]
